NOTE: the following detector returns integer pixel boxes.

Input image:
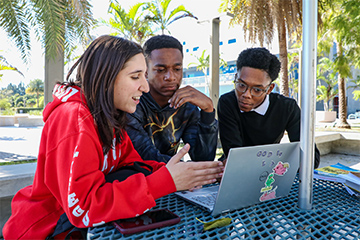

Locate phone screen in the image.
[113,209,181,235]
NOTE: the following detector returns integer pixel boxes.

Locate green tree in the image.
[316,57,338,112]
[0,88,13,99]
[6,83,25,96]
[101,2,153,45]
[15,95,25,107]
[348,76,360,101]
[8,93,19,107]
[27,98,37,107]
[39,96,45,108]
[188,50,227,95]
[287,48,300,100]
[144,0,198,34]
[220,0,303,97]
[26,79,44,108]
[0,98,11,111]
[318,0,360,128]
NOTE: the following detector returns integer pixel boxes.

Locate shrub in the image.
[1,108,16,115]
[16,107,43,114]
[28,110,43,116]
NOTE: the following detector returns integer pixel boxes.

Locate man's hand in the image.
[216,158,227,183]
[166,144,224,191]
[168,85,214,112]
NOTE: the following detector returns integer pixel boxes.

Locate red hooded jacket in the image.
[3,85,176,239]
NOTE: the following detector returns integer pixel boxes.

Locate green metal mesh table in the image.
[88,178,360,239]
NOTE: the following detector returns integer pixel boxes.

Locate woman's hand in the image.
[166,144,224,191]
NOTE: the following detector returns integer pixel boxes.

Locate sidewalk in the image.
[0,126,42,163]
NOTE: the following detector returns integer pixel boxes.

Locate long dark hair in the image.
[65,35,143,153]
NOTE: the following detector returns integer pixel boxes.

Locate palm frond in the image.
[0,0,31,63]
[30,0,66,58]
[0,54,24,77]
[128,2,147,19]
[65,0,94,46]
[168,13,198,26]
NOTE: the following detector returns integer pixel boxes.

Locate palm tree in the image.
[188,50,227,95]
[101,2,153,45]
[220,0,303,97]
[0,0,94,104]
[0,54,24,81]
[316,57,338,112]
[0,0,94,62]
[144,0,198,34]
[287,49,300,100]
[318,0,360,128]
[26,79,44,108]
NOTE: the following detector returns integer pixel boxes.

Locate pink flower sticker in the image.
[273,161,290,176]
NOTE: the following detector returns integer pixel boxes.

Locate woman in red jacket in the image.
[3,35,223,239]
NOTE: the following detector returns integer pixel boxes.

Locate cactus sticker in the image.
[261,173,275,192]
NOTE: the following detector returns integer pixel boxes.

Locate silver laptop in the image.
[175,142,300,216]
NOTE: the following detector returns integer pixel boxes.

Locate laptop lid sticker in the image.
[259,152,290,202]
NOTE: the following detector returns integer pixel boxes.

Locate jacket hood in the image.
[43,84,86,122]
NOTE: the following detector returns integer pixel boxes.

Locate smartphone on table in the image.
[112,209,181,235]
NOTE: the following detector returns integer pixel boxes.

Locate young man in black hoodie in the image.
[126,35,218,163]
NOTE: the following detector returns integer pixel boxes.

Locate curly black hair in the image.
[143,35,183,60]
[236,47,281,81]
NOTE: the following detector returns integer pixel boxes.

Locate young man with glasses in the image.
[217,47,320,168]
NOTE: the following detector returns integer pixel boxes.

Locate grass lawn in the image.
[0,159,37,166]
[316,125,360,133]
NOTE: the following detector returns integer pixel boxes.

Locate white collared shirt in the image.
[240,94,270,116]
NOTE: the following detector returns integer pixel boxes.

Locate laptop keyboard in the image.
[190,192,217,207]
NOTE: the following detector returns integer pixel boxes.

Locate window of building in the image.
[228,39,236,44]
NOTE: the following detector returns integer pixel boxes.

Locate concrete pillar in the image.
[298,0,318,210]
[44,50,64,105]
[210,17,220,111]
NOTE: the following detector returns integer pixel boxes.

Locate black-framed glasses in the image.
[233,80,272,97]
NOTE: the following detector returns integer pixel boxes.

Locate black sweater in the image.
[218,91,320,168]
